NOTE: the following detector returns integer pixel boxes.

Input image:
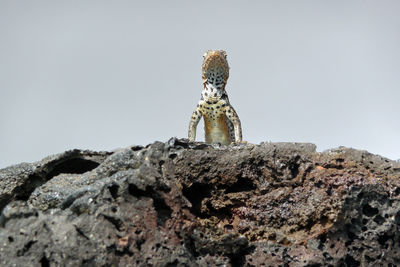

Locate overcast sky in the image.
[1,1,399,168]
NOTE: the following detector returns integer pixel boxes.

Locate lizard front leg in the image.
[225,105,242,143]
[188,105,203,142]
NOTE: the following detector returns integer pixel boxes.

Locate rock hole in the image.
[346,224,356,243]
[128,184,148,197]
[377,233,392,248]
[82,257,96,265]
[393,187,400,196]
[326,187,332,196]
[318,233,327,250]
[229,254,246,267]
[102,214,124,231]
[153,196,172,226]
[323,252,332,261]
[14,174,45,201]
[347,230,355,240]
[166,259,179,267]
[324,163,343,170]
[228,244,253,267]
[345,240,352,247]
[46,158,100,179]
[373,215,385,225]
[131,145,144,151]
[344,255,360,267]
[136,239,145,251]
[169,153,178,159]
[289,156,300,178]
[8,236,14,242]
[158,160,165,170]
[268,233,276,241]
[362,203,379,217]
[225,224,233,230]
[225,178,256,193]
[395,212,400,225]
[182,183,212,217]
[364,254,374,263]
[40,256,50,267]
[115,245,134,256]
[108,184,119,199]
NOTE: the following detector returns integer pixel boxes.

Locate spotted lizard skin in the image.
[188,50,242,145]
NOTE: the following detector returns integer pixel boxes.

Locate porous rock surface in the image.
[0,138,400,266]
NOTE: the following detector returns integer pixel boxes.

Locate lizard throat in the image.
[202,82,224,101]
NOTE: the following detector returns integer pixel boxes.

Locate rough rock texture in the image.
[0,138,400,266]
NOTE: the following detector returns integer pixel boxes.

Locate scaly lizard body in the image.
[188,50,242,145]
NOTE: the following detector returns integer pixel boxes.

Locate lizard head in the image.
[201,50,230,90]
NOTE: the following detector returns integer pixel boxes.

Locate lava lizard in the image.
[188,50,242,145]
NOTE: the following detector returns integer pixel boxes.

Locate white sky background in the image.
[1,1,399,168]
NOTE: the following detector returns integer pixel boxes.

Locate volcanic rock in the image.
[0,138,399,266]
